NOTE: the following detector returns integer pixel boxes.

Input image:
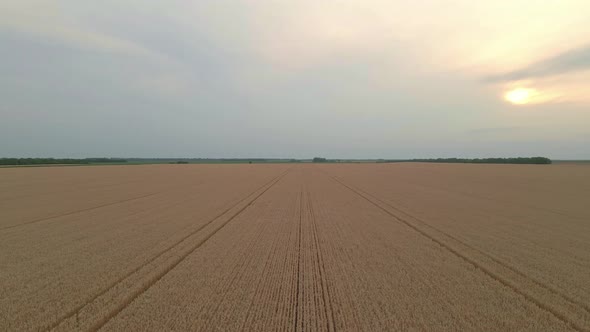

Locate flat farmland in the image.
[1,163,589,331]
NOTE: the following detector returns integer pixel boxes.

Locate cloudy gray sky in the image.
[1,1,589,159]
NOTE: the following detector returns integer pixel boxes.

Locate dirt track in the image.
[1,163,589,331]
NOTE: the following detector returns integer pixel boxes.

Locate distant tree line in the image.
[128,158,297,164]
[0,157,552,166]
[402,157,552,164]
[0,158,127,165]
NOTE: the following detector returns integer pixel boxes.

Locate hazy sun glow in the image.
[504,88,537,105]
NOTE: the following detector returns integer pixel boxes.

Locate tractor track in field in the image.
[328,174,589,332]
[239,179,303,332]
[2,180,226,301]
[0,178,145,203]
[417,183,588,222]
[0,192,161,231]
[198,195,275,331]
[86,170,289,332]
[1,178,215,232]
[237,186,301,331]
[345,179,590,315]
[46,170,289,332]
[305,183,336,332]
[294,187,304,332]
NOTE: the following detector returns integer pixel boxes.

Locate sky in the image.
[1,1,589,159]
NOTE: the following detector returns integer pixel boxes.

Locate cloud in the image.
[468,127,521,134]
[0,1,173,65]
[486,44,590,82]
[134,74,193,98]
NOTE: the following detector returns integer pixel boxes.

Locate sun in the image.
[504,88,537,105]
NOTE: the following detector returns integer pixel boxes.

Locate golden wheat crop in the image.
[1,163,588,331]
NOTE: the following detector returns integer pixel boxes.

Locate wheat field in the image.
[1,163,589,331]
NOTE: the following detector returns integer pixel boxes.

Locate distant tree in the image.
[313,157,327,163]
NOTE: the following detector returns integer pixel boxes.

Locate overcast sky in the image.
[1,1,589,159]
